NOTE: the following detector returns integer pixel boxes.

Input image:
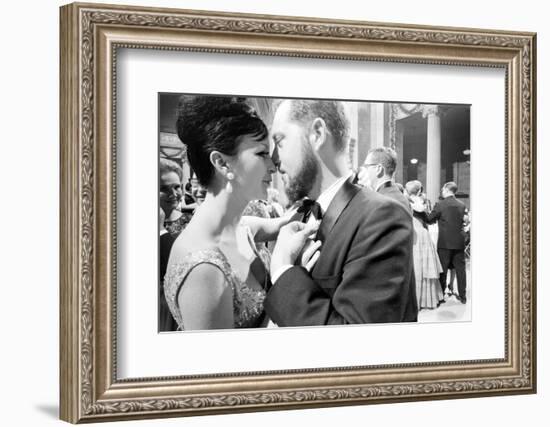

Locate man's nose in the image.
[270,146,280,170]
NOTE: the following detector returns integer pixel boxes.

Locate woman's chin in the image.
[250,192,266,202]
[260,183,270,199]
[245,184,269,203]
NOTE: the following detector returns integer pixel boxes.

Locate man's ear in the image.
[309,117,328,151]
[209,151,230,177]
[376,164,385,179]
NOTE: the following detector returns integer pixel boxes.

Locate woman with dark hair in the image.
[406,180,444,309]
[163,95,310,330]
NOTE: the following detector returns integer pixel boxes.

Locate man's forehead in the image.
[363,154,374,164]
[161,172,181,182]
[273,100,293,124]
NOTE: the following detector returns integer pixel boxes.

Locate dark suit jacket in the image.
[264,178,418,326]
[159,232,177,331]
[426,196,467,250]
[377,180,411,214]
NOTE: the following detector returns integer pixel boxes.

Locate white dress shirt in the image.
[271,172,353,284]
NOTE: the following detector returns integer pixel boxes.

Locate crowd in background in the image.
[355,147,470,309]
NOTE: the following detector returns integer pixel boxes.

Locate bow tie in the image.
[297,199,323,223]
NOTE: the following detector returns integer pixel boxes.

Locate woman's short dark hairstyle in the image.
[176,95,268,187]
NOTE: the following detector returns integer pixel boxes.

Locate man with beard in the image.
[265,99,418,326]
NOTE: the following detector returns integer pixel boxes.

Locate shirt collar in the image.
[316,171,353,214]
[375,178,393,193]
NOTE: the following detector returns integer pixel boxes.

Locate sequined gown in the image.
[164,247,267,330]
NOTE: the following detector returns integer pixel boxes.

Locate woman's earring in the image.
[225,171,234,194]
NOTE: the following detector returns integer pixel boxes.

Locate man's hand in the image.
[270,220,320,274]
[300,239,322,272]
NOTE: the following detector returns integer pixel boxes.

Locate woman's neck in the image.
[194,186,248,244]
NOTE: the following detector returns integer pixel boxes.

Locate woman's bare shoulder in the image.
[170,227,217,257]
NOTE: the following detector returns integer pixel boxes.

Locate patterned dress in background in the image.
[412,214,444,309]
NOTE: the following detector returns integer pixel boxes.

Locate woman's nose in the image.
[268,158,277,174]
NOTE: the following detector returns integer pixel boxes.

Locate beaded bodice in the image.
[163,249,266,330]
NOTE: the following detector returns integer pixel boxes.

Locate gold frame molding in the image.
[60,2,537,423]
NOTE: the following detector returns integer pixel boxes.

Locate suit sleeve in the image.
[425,202,441,224]
[264,200,415,326]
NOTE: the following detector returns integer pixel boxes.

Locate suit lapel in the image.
[317,178,361,244]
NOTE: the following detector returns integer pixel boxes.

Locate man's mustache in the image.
[280,173,289,185]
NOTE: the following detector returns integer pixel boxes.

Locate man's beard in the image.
[284,143,319,204]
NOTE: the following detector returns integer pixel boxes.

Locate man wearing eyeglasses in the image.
[356,147,411,213]
[355,146,417,316]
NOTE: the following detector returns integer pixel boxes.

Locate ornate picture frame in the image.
[60,2,536,423]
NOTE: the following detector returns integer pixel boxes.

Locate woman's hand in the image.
[281,205,301,224]
[241,205,303,243]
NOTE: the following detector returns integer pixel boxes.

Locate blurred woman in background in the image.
[406,180,444,309]
[159,158,192,237]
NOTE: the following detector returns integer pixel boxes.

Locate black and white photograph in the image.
[158,94,471,332]
[50,1,539,424]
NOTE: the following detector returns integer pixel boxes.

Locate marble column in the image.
[394,121,404,184]
[346,102,359,171]
[356,103,370,165]
[370,103,385,149]
[423,105,442,204]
